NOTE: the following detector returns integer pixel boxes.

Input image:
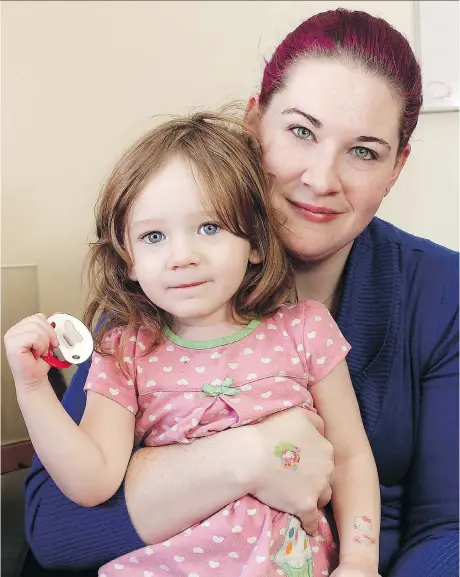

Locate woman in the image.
[24,8,458,577]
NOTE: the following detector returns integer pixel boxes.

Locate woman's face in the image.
[250,59,410,262]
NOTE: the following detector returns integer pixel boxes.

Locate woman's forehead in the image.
[270,58,401,141]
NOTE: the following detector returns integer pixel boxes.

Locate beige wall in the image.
[2,1,458,319]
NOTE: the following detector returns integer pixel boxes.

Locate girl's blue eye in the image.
[144,231,165,244]
[351,147,376,161]
[199,223,219,235]
[291,126,313,140]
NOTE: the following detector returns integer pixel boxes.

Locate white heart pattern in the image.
[196,366,206,373]
[291,319,300,326]
[261,357,271,363]
[146,380,156,387]
[174,556,185,562]
[180,356,190,363]
[228,552,239,558]
[254,405,264,411]
[211,352,221,359]
[213,535,224,543]
[232,525,243,533]
[244,348,253,355]
[256,333,265,340]
[247,536,257,544]
[163,366,172,372]
[261,391,272,398]
[275,376,286,383]
[149,356,158,362]
[291,357,300,364]
[283,400,293,407]
[177,379,188,385]
[193,547,204,554]
[326,338,334,347]
[228,363,238,369]
[109,388,119,396]
[241,384,252,391]
[274,345,284,352]
[268,324,277,329]
[184,392,194,399]
[98,372,107,379]
[209,561,219,568]
[247,508,257,515]
[307,331,316,339]
[316,356,326,365]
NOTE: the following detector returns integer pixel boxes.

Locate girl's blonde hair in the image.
[83,107,295,364]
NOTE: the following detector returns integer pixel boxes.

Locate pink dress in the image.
[85,301,350,577]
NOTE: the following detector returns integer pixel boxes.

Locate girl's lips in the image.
[289,200,343,223]
[171,282,206,289]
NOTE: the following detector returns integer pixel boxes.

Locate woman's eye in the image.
[351,146,376,161]
[199,223,219,236]
[143,231,165,244]
[291,126,313,140]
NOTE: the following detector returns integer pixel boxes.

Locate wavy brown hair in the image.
[83,106,295,368]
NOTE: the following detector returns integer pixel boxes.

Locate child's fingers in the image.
[17,314,59,349]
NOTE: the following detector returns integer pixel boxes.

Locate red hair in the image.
[260,9,422,153]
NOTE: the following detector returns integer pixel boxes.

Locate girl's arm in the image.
[310,360,381,572]
[17,383,134,507]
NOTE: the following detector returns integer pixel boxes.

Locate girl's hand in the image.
[331,560,381,577]
[4,313,59,387]
[249,407,334,534]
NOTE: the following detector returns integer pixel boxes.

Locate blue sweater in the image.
[24,218,459,576]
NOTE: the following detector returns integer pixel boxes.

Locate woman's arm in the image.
[310,360,381,573]
[388,256,459,577]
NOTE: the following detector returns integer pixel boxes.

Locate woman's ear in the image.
[386,144,411,196]
[244,92,261,131]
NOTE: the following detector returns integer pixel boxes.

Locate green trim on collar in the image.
[163,319,261,350]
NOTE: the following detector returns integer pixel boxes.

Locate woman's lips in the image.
[289,200,343,223]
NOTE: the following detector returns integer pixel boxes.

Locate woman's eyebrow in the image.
[356,135,391,151]
[282,107,322,129]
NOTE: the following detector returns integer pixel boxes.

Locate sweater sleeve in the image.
[388,254,459,577]
[24,357,145,570]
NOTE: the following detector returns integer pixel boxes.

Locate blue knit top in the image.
[24,217,459,576]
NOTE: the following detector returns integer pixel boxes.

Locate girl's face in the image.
[249,59,410,262]
[126,154,260,328]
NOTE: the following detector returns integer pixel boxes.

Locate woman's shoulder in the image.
[364,218,458,297]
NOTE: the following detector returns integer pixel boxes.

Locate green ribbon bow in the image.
[201,377,240,397]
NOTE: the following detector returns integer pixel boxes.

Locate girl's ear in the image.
[127,264,138,281]
[249,247,263,265]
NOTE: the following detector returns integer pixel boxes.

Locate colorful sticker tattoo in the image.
[354,516,372,531]
[353,535,376,546]
[274,442,301,470]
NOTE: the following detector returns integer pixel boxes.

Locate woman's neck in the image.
[294,243,353,312]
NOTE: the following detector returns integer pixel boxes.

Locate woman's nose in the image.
[300,153,341,197]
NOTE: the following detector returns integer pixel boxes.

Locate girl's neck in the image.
[171,309,245,342]
[294,243,353,314]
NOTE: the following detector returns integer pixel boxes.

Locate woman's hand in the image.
[4,313,59,388]
[249,407,334,534]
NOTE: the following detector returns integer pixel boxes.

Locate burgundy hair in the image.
[260,9,423,153]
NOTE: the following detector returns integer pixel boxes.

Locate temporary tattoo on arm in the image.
[354,516,372,531]
[353,535,376,545]
[274,442,301,470]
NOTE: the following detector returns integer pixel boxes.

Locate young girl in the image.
[5,111,380,577]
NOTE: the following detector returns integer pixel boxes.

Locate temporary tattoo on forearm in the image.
[274,442,301,470]
[354,516,372,531]
[353,535,376,545]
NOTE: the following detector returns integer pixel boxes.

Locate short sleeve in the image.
[84,327,138,415]
[302,300,351,384]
